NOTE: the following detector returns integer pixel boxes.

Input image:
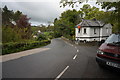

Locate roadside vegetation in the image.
[2,6,52,55]
[2,40,50,55]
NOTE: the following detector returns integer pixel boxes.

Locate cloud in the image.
[2,1,64,25]
[1,0,102,26]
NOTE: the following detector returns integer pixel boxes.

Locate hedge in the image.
[2,40,51,55]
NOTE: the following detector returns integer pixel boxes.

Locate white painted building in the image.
[75,19,112,42]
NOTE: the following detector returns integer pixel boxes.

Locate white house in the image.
[75,19,112,42]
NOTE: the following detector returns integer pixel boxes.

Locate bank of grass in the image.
[77,41,99,46]
[61,36,99,46]
[2,40,51,55]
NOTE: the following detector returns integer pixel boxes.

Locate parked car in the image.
[96,33,120,70]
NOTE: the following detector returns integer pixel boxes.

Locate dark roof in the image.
[75,19,105,28]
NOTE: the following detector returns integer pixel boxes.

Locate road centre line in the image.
[55,66,69,80]
[77,49,79,52]
[73,54,77,60]
[69,44,73,46]
[65,42,73,47]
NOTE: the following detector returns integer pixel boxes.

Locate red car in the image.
[96,33,120,70]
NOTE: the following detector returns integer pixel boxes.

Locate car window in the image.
[105,34,120,43]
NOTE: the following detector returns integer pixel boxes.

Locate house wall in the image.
[101,24,112,37]
[101,24,112,41]
[89,27,101,41]
[89,27,100,37]
[76,27,90,37]
[75,27,91,41]
[75,24,112,41]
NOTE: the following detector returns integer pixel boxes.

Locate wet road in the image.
[2,38,120,79]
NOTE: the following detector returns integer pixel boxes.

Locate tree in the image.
[13,10,22,23]
[2,5,14,26]
[80,4,105,20]
[54,9,83,39]
[16,15,31,39]
[2,6,32,43]
[97,2,120,32]
[60,0,88,8]
[60,0,120,32]
[16,15,30,28]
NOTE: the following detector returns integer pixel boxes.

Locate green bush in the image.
[2,27,21,43]
[44,32,54,39]
[2,40,51,55]
[37,34,47,41]
[63,34,74,41]
[54,31,62,38]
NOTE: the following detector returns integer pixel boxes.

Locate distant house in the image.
[75,19,112,42]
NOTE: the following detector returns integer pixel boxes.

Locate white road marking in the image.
[77,49,79,52]
[69,44,72,46]
[75,42,78,45]
[66,42,72,46]
[55,66,69,80]
[65,42,67,44]
[64,41,73,47]
[73,54,77,60]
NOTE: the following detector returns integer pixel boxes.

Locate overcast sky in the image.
[1,0,102,26]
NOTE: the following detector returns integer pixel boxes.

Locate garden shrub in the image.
[2,40,51,55]
[2,27,21,43]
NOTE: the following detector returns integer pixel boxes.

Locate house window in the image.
[94,28,96,34]
[84,28,87,34]
[78,28,80,33]
[106,28,108,33]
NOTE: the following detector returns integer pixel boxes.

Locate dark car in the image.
[96,33,120,70]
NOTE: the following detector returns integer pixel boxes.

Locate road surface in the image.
[2,38,120,79]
